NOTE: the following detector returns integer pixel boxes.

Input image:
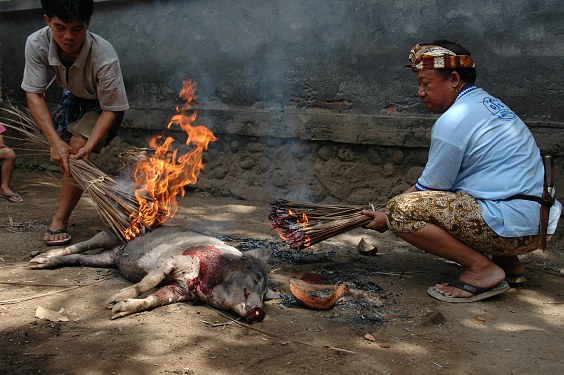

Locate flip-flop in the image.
[2,193,24,203]
[505,274,527,285]
[427,279,510,303]
[44,228,72,246]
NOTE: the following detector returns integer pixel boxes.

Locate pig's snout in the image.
[232,301,265,323]
[231,289,266,323]
[246,306,265,323]
[243,288,266,323]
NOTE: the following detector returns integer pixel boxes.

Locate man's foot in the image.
[491,255,527,285]
[505,274,528,285]
[428,279,510,303]
[44,228,72,246]
[492,255,527,285]
[434,256,505,298]
[1,193,24,203]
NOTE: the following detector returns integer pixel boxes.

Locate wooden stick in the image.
[208,306,361,355]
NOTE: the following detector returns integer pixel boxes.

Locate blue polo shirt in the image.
[416,85,561,236]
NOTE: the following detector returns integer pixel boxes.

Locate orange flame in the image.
[275,228,289,242]
[299,213,311,247]
[124,80,217,240]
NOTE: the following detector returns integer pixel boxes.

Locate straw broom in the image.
[0,103,155,242]
[68,159,159,241]
[269,198,384,250]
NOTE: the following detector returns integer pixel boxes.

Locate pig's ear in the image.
[242,248,272,264]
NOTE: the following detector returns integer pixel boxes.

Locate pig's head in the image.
[207,248,272,323]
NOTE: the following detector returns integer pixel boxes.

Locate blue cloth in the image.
[54,89,123,143]
[417,86,561,237]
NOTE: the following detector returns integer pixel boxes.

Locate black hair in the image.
[41,0,94,23]
[431,39,477,84]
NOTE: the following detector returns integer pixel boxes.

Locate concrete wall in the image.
[1,0,563,204]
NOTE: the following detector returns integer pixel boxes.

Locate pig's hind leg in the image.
[30,230,121,268]
[29,250,116,269]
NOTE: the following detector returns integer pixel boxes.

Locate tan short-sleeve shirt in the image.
[22,26,129,112]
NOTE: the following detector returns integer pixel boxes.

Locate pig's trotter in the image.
[110,299,149,319]
[110,295,168,320]
[105,285,141,307]
[29,248,73,265]
[29,256,65,269]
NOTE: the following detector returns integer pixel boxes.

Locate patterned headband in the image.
[407,44,475,72]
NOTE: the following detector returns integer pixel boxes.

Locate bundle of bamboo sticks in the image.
[68,159,158,241]
[0,103,50,155]
[269,199,383,250]
[0,103,154,242]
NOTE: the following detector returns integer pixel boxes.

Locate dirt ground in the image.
[0,170,563,375]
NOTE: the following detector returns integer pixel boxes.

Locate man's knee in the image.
[386,194,426,232]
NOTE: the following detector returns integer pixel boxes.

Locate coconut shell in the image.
[289,278,347,310]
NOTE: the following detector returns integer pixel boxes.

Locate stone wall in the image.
[1,0,563,203]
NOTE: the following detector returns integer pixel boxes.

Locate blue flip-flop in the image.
[44,228,72,246]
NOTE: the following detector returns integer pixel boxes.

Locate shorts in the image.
[54,90,123,153]
[386,190,543,256]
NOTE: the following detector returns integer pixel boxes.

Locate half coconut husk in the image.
[289,278,347,310]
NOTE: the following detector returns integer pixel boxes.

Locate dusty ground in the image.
[0,170,563,375]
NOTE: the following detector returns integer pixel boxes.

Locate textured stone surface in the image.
[1,1,563,204]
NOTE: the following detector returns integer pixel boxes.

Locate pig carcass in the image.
[29,228,271,322]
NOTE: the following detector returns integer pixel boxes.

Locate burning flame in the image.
[297,212,311,247]
[272,209,311,248]
[124,80,217,240]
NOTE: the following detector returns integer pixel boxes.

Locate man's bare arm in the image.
[26,92,72,175]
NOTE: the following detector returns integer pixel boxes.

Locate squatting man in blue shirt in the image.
[362,40,561,302]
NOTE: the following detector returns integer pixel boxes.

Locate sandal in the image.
[44,228,72,246]
[2,193,24,203]
[427,279,510,303]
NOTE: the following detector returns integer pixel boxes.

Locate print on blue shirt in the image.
[483,97,516,120]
